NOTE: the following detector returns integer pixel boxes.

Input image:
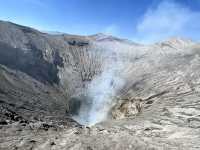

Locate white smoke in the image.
[86,60,125,125]
[72,41,140,126]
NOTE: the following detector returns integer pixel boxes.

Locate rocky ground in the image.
[0,21,200,149]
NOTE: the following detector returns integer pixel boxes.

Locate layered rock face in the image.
[0,21,200,149]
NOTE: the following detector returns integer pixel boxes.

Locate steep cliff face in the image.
[0,21,200,149]
[0,21,104,95]
[0,21,93,123]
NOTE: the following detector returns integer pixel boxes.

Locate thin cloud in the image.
[133,0,200,44]
[103,24,120,36]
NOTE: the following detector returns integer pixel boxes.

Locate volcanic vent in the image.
[64,40,143,126]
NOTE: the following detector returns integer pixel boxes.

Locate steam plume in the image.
[72,42,137,126]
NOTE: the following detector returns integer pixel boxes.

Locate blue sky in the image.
[0,0,200,43]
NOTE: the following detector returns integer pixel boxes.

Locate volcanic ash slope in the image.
[0,21,200,149]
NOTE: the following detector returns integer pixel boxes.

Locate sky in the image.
[0,0,200,43]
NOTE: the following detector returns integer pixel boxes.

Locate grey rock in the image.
[0,20,200,149]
